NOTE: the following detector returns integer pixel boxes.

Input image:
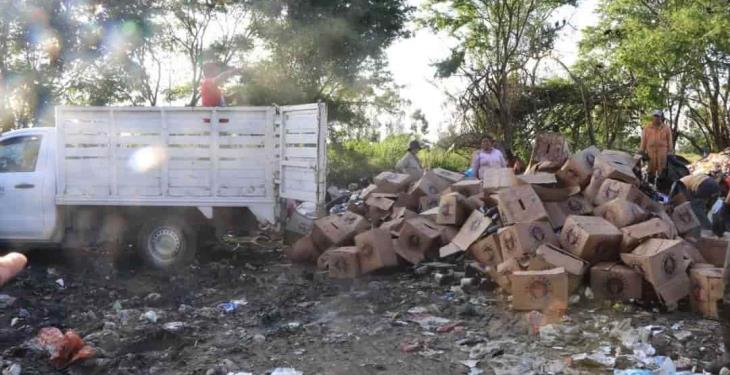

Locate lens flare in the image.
[127,146,166,173]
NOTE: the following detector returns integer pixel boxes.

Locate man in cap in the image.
[199,61,243,107]
[396,140,424,181]
[639,110,673,185]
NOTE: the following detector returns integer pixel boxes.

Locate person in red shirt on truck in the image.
[199,61,243,107]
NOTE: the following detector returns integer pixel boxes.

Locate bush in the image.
[327,135,471,187]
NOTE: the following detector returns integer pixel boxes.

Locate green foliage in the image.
[327,135,469,186]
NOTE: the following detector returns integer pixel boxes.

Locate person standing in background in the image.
[640,110,673,184]
[396,140,424,181]
[199,61,243,107]
[471,136,507,179]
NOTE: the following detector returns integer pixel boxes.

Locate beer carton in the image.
[689,266,724,319]
[499,222,559,261]
[374,171,412,193]
[498,184,549,225]
[437,192,470,226]
[311,212,370,251]
[560,215,622,264]
[590,262,643,301]
[355,228,399,273]
[468,234,502,266]
[511,268,569,312]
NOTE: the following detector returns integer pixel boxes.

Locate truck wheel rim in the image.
[149,228,182,261]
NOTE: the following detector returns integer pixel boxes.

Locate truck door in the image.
[278,103,327,206]
[0,134,47,239]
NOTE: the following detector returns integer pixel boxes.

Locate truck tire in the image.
[137,217,196,270]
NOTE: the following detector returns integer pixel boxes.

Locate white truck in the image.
[0,104,327,269]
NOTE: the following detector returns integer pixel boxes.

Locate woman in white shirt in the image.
[471,136,506,179]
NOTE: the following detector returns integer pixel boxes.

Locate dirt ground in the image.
[0,241,726,375]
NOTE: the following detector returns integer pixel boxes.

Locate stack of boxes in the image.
[287,135,729,319]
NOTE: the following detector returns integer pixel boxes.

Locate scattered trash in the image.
[30,327,95,368]
[270,368,303,375]
[400,339,423,353]
[143,310,158,323]
[218,299,248,313]
[408,314,451,331]
[55,278,65,288]
[162,321,185,332]
[0,294,16,309]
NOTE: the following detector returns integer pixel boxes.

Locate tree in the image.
[580,0,730,151]
[235,0,413,139]
[410,109,428,136]
[423,0,575,148]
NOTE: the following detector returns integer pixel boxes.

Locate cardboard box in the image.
[497,184,549,225]
[545,202,567,230]
[380,218,405,235]
[594,150,638,184]
[583,168,606,201]
[679,240,707,264]
[689,266,724,319]
[532,185,581,202]
[465,194,484,211]
[620,218,673,252]
[533,133,569,163]
[440,225,459,244]
[419,206,439,222]
[671,201,701,236]
[556,146,601,187]
[409,171,451,197]
[560,215,622,264]
[620,239,690,286]
[510,268,569,312]
[545,196,594,229]
[656,210,679,238]
[311,212,370,251]
[419,195,440,211]
[652,271,691,305]
[374,171,411,193]
[452,180,483,197]
[439,242,463,258]
[323,247,361,279]
[595,199,649,228]
[366,196,395,221]
[437,192,470,226]
[354,228,399,274]
[395,192,421,211]
[390,206,417,221]
[499,222,559,261]
[451,210,493,251]
[284,235,321,263]
[695,232,730,267]
[590,262,643,301]
[594,179,644,207]
[469,234,502,265]
[482,168,518,193]
[529,244,589,293]
[360,184,379,200]
[395,217,444,264]
[432,168,464,183]
[517,173,557,185]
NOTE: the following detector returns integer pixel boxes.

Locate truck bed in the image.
[55,105,326,222]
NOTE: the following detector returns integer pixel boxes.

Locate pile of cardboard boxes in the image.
[286,134,729,319]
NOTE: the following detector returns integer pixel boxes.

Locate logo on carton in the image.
[585,153,596,165]
[529,226,546,241]
[662,254,677,275]
[440,203,452,216]
[691,279,706,302]
[470,217,483,231]
[604,183,621,200]
[567,198,583,212]
[526,277,550,299]
[564,227,580,247]
[605,276,626,296]
[503,231,516,252]
[408,235,421,248]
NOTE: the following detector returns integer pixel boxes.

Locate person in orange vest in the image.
[199,61,243,107]
[639,110,673,185]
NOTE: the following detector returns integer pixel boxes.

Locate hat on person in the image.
[408,140,423,151]
[652,109,664,118]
